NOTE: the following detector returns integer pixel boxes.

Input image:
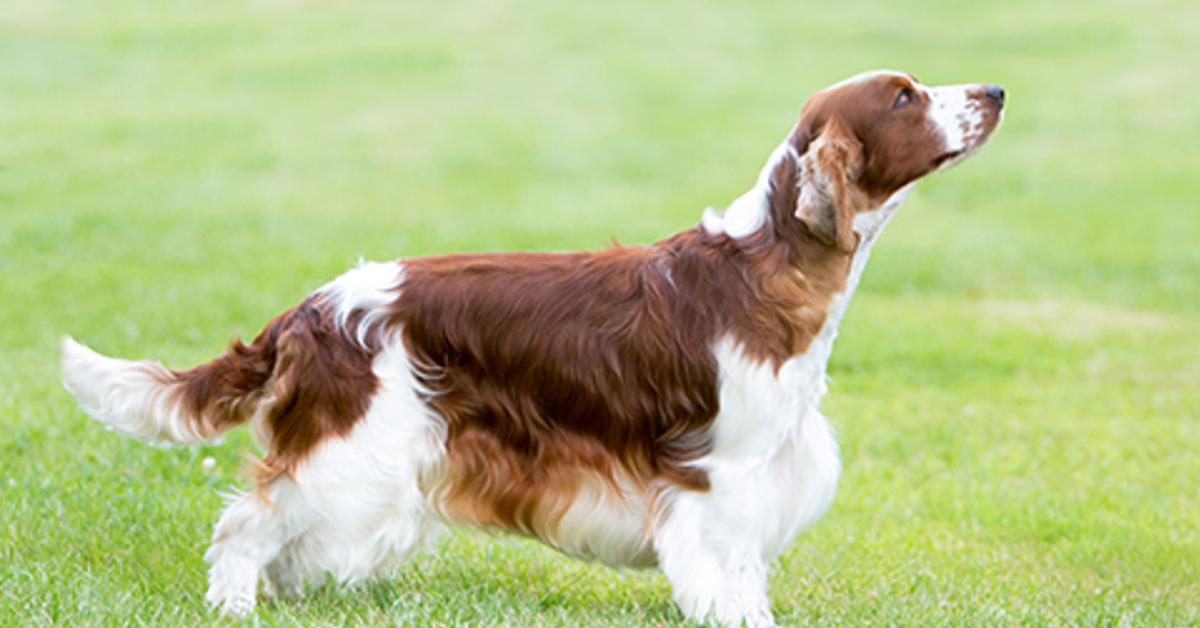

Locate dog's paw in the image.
[206,555,259,617]
[740,607,777,628]
[211,592,255,618]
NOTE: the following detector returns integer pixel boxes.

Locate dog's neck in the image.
[695,158,914,369]
[842,183,914,307]
[804,183,915,368]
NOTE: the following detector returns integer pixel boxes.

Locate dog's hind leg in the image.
[253,338,448,597]
[204,444,443,614]
[204,479,313,617]
[265,481,443,595]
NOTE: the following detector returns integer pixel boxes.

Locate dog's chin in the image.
[932,150,965,169]
[932,138,988,171]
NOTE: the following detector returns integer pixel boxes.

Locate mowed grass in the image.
[2,0,1198,624]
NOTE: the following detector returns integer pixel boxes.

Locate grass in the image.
[2,0,1198,624]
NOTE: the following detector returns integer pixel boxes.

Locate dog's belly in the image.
[425,457,659,568]
[535,474,659,567]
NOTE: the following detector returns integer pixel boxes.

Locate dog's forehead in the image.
[811,72,912,109]
[825,69,914,91]
[801,70,916,124]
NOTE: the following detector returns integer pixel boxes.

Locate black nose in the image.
[985,85,1005,108]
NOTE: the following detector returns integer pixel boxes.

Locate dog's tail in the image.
[60,320,287,446]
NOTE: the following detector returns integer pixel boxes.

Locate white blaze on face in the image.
[925,84,987,158]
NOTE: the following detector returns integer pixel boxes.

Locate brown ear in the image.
[794,118,864,253]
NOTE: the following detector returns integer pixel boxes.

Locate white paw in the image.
[737,607,777,628]
[678,592,775,627]
[206,555,259,617]
[710,607,776,628]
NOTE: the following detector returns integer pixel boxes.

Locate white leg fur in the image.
[655,493,775,627]
[204,486,302,617]
[652,335,846,627]
[652,417,840,628]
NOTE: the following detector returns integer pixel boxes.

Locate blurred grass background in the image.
[1,0,1197,624]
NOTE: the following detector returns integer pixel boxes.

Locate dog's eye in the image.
[893,87,916,110]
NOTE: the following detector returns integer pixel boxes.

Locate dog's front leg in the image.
[654,494,775,627]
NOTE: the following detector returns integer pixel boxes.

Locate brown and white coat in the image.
[62,70,1003,627]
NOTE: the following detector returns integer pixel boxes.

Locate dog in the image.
[61,70,1003,626]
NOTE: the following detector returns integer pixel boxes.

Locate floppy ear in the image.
[794,118,865,253]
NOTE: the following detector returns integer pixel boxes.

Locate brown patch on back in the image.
[390,214,852,542]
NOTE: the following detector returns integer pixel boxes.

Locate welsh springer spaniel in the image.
[62,70,1003,626]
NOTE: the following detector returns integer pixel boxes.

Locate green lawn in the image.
[2,0,1198,624]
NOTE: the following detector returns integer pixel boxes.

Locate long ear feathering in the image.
[793,118,865,254]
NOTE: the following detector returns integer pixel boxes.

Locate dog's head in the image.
[784,70,1004,252]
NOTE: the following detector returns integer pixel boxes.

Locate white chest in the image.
[701,338,842,559]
